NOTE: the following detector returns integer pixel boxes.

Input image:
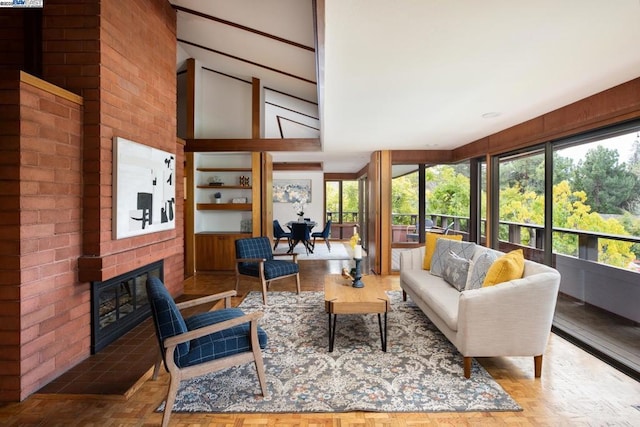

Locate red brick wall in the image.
[0,0,181,401]
[0,71,84,401]
[41,1,182,285]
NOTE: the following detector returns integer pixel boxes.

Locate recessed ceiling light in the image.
[482,112,501,118]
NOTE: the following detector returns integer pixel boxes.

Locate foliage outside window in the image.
[391,170,418,225]
[496,129,640,270]
[391,127,640,271]
[426,163,470,224]
[325,180,359,223]
[391,163,471,227]
[553,132,640,269]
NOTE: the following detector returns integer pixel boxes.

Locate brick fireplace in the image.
[91,260,162,354]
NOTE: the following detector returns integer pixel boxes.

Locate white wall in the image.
[198,69,252,138]
[273,171,325,228]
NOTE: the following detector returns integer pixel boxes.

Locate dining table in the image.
[285,220,317,229]
[285,220,317,253]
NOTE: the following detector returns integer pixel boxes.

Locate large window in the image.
[497,149,546,251]
[551,123,640,380]
[425,162,470,236]
[490,121,640,380]
[325,180,359,240]
[390,162,471,244]
[553,129,640,270]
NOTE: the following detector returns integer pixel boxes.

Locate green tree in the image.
[572,146,640,214]
[427,166,470,217]
[550,180,634,267]
[628,137,640,214]
[325,182,339,215]
[629,136,640,176]
[499,152,546,194]
[391,172,418,224]
[342,181,359,221]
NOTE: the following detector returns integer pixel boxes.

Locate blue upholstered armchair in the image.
[146,277,268,427]
[235,236,300,305]
[311,219,332,251]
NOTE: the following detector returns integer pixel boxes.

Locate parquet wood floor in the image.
[2,256,640,426]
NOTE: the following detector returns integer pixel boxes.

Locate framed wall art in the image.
[273,179,311,203]
[113,137,176,239]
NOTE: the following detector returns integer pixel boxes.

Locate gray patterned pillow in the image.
[430,239,476,277]
[442,251,471,291]
[465,251,499,290]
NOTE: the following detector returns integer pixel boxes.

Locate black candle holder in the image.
[352,257,364,288]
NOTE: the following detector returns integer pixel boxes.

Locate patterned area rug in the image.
[165,291,521,413]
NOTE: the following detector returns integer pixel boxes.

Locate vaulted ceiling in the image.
[172,0,640,172]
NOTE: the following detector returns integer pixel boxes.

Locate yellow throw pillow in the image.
[482,249,525,287]
[422,233,463,270]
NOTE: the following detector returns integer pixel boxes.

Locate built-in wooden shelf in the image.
[197,185,252,189]
[196,203,252,211]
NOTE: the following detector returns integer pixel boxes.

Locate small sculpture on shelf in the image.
[239,176,250,187]
[208,176,223,186]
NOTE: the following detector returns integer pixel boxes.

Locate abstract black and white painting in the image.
[113,137,176,239]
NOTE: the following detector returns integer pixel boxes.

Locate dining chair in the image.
[146,277,268,427]
[311,219,332,251]
[289,222,313,254]
[272,219,292,250]
[235,236,300,305]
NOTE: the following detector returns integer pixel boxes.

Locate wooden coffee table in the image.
[324,274,390,352]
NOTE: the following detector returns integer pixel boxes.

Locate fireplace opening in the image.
[91,260,163,353]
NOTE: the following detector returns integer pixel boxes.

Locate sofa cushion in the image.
[441,251,471,291]
[422,233,462,270]
[483,249,525,287]
[465,250,499,290]
[401,270,460,331]
[430,239,476,277]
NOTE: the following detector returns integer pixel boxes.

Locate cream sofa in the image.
[400,245,561,378]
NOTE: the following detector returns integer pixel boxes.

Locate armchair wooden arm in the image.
[273,253,298,262]
[175,289,237,310]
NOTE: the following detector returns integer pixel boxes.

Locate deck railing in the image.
[392,213,640,268]
[391,212,639,324]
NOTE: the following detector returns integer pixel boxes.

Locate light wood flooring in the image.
[2,255,640,426]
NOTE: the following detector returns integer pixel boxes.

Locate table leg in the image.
[287,239,299,254]
[378,312,387,352]
[328,313,337,352]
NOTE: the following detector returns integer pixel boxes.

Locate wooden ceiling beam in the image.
[185,138,321,152]
[391,149,453,164]
[324,172,358,180]
[273,162,323,171]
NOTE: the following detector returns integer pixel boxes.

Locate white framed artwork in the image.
[113,137,176,239]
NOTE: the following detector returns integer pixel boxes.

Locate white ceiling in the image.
[172,0,640,173]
